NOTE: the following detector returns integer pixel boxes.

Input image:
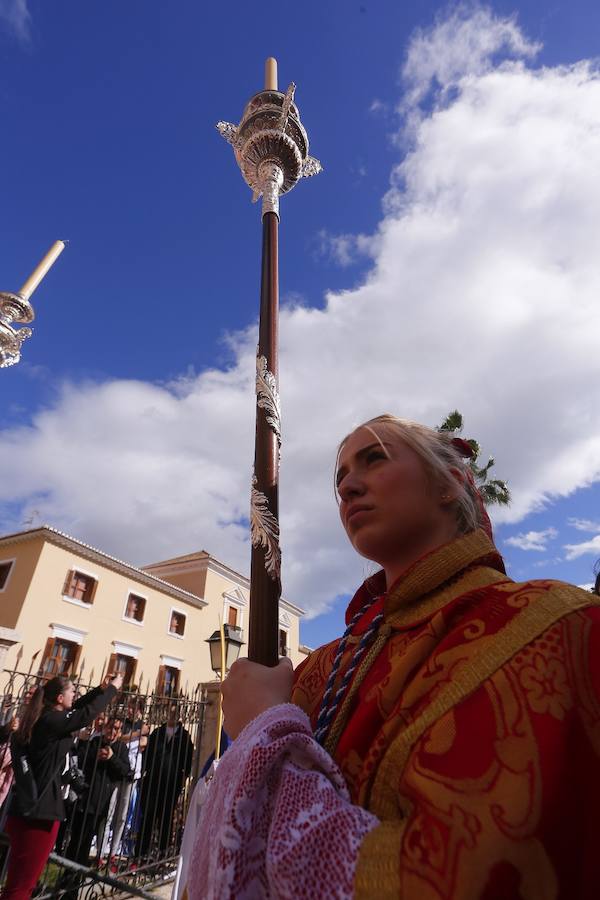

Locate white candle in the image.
[19,240,67,300]
[265,57,278,91]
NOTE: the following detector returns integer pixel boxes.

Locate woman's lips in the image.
[346,505,374,527]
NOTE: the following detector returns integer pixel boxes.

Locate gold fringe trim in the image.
[354,820,406,899]
[386,565,505,629]
[384,530,497,621]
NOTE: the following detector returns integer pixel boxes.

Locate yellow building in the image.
[0,526,307,691]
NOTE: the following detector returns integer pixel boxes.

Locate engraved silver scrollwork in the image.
[258,161,284,218]
[0,322,33,368]
[256,353,281,443]
[0,292,35,369]
[302,156,323,178]
[251,475,281,580]
[278,83,296,130]
[216,121,238,145]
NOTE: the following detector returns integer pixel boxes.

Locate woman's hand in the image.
[221,657,294,740]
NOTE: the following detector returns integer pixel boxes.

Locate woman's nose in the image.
[338,471,366,501]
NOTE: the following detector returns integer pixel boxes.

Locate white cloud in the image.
[567,517,600,533]
[564,536,600,561]
[401,3,540,110]
[2,7,600,616]
[369,99,390,116]
[0,0,31,42]
[505,528,558,552]
[316,229,378,267]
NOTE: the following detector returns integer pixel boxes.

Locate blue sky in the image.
[1,0,599,649]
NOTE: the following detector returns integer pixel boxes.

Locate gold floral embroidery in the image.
[520,653,571,720]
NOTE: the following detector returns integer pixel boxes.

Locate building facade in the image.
[0,526,307,690]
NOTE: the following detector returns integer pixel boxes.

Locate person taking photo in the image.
[2,671,122,900]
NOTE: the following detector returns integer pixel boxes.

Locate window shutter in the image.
[41,637,56,676]
[62,570,74,596]
[88,578,99,605]
[157,665,166,696]
[126,658,138,689]
[71,643,83,678]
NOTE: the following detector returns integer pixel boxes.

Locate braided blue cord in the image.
[314,599,384,746]
[314,602,370,736]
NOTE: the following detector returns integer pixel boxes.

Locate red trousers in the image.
[1,815,60,900]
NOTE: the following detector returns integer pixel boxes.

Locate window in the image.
[279,629,288,658]
[42,638,79,677]
[169,610,186,637]
[158,665,180,697]
[108,652,137,688]
[64,570,96,605]
[227,605,238,627]
[0,560,13,591]
[124,593,146,623]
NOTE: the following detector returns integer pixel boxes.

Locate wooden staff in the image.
[217,59,321,666]
[249,155,281,666]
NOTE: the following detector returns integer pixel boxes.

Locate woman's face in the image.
[58,681,76,710]
[336,427,452,567]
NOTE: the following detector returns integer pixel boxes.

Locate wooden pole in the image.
[248,211,280,666]
[247,61,281,667]
[216,59,321,667]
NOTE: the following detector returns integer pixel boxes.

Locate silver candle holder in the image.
[217,69,322,218]
[0,240,67,368]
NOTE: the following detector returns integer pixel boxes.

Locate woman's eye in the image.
[366,449,385,464]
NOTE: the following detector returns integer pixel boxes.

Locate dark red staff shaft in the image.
[248,211,281,666]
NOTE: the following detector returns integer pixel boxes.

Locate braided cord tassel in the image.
[314,604,384,746]
[314,602,370,737]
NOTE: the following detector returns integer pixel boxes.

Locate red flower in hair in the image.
[451,437,475,459]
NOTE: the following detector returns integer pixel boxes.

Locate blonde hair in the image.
[336,414,483,535]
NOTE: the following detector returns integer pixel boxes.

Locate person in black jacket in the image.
[62,716,131,873]
[136,702,193,858]
[2,672,122,900]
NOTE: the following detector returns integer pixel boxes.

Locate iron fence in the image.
[0,668,208,898]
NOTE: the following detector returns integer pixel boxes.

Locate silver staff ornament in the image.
[217,58,322,219]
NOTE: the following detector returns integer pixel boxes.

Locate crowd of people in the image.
[0,675,196,900]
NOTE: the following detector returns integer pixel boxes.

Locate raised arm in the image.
[44,675,122,738]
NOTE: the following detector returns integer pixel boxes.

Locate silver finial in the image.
[217,78,322,218]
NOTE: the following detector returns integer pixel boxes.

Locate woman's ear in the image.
[439,468,464,505]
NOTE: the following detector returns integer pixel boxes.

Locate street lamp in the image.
[206,625,244,678]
